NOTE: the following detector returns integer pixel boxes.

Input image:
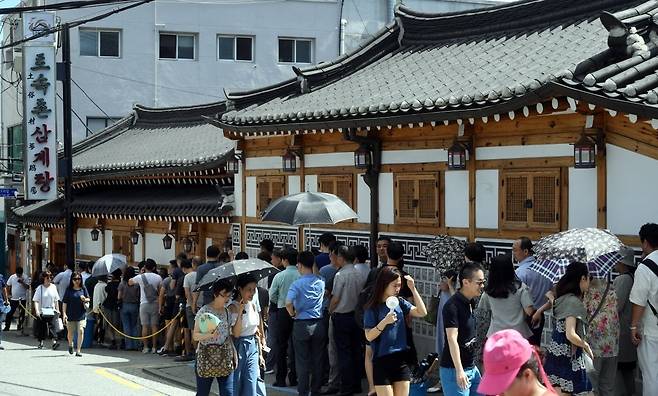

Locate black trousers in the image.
[4,300,26,330]
[36,316,55,342]
[332,312,363,393]
[527,312,545,347]
[275,308,296,384]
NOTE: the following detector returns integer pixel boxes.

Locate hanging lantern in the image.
[354,145,372,169]
[447,141,468,170]
[163,233,173,250]
[282,150,298,172]
[226,155,240,174]
[130,231,140,245]
[574,134,596,169]
[90,228,100,241]
[183,237,194,253]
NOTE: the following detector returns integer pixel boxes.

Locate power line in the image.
[71,78,110,118]
[71,65,224,99]
[0,0,140,15]
[57,92,93,136]
[0,0,154,50]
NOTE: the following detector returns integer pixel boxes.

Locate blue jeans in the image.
[120,303,139,350]
[440,366,483,396]
[233,335,259,396]
[0,311,6,345]
[196,370,234,396]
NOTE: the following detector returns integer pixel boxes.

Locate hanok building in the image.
[8,102,236,274]
[215,0,658,354]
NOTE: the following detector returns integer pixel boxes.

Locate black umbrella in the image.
[261,191,357,225]
[194,258,280,292]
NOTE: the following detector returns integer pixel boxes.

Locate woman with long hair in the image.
[543,262,593,396]
[363,266,427,396]
[193,278,238,396]
[32,271,61,349]
[62,271,90,356]
[229,273,266,396]
[118,266,141,350]
[478,254,535,338]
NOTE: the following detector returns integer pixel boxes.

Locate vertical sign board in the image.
[22,12,57,200]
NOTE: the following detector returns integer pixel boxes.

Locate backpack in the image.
[141,273,159,303]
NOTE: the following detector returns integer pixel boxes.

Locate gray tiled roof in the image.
[219,0,653,133]
[565,1,658,106]
[73,102,233,177]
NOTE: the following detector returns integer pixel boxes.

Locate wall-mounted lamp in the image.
[447,140,471,170]
[162,233,174,250]
[226,151,243,174]
[282,148,303,172]
[354,144,372,169]
[574,133,599,169]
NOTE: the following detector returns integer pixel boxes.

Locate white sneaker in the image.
[142,347,150,354]
[427,385,442,393]
[152,347,158,354]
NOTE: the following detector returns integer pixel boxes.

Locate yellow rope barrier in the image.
[98,307,182,340]
[18,300,182,341]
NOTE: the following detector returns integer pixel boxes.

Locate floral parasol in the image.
[423,235,466,273]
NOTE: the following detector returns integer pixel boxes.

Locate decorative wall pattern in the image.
[231,223,241,252]
[245,224,298,257]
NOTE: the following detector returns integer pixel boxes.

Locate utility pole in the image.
[58,24,75,269]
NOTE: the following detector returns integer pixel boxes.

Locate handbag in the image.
[196,308,234,378]
[52,316,64,333]
[0,303,10,314]
[39,286,56,320]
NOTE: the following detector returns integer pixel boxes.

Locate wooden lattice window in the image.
[501,169,560,230]
[257,176,285,217]
[318,175,353,208]
[394,174,439,224]
[112,233,134,263]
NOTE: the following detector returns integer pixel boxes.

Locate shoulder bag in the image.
[196,308,234,378]
[640,259,658,323]
[39,286,55,319]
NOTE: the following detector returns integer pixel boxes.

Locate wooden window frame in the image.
[111,231,134,263]
[317,174,354,209]
[500,169,561,231]
[256,175,286,218]
[394,173,440,225]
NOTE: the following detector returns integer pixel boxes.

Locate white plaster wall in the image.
[246,176,257,217]
[607,144,658,235]
[444,171,469,228]
[234,164,243,216]
[305,175,318,192]
[145,233,175,265]
[568,167,597,229]
[381,149,447,164]
[379,173,395,224]
[245,156,281,170]
[206,238,213,251]
[104,230,113,256]
[476,169,499,229]
[288,175,301,194]
[357,174,370,223]
[134,236,144,263]
[77,228,103,258]
[30,230,37,241]
[476,144,573,160]
[304,152,354,168]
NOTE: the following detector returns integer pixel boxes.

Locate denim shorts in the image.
[439,365,483,396]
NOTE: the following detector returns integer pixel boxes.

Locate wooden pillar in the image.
[468,135,476,242]
[240,140,247,252]
[597,144,607,229]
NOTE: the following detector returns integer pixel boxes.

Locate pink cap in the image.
[477,329,534,395]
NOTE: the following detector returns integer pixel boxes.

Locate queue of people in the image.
[2,222,658,396]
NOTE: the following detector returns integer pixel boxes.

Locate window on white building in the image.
[86,117,122,136]
[159,33,196,60]
[218,35,254,61]
[278,38,313,64]
[79,29,120,57]
[7,124,23,174]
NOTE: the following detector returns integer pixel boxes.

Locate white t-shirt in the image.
[229,299,261,337]
[53,269,72,301]
[7,274,28,300]
[630,250,658,338]
[131,272,162,305]
[81,271,91,285]
[183,271,197,308]
[32,283,60,309]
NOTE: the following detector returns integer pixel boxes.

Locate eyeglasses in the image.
[473,279,486,286]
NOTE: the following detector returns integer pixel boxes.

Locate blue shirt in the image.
[364,297,413,358]
[515,256,553,309]
[286,274,325,320]
[63,287,89,322]
[319,264,339,310]
[315,253,330,270]
[0,275,6,305]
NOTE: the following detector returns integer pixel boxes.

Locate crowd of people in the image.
[1,222,657,396]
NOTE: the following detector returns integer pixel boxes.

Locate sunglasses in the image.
[72,278,82,281]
